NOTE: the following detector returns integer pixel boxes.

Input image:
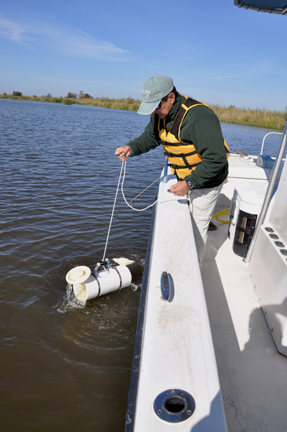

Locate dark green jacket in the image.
[127,93,228,189]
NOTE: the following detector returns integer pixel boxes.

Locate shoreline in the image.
[1,94,285,131]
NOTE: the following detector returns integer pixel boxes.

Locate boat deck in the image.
[202,181,287,432]
[127,173,227,431]
[125,154,287,432]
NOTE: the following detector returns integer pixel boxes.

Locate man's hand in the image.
[170,181,190,196]
[115,146,131,161]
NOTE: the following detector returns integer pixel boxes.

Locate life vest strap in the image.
[158,139,184,148]
[170,97,202,140]
[169,161,201,170]
[164,150,197,158]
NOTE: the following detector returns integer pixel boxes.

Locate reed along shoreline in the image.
[1,94,286,131]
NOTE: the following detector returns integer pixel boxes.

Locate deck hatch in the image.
[153,389,195,423]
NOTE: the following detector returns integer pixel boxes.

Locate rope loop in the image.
[120,160,158,212]
[102,160,158,261]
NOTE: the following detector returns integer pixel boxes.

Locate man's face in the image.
[153,93,175,119]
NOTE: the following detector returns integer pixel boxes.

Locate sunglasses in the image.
[155,94,169,110]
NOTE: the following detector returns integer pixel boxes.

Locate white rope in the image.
[102,160,158,261]
[121,160,158,212]
[102,162,124,261]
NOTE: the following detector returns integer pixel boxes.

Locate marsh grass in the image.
[211,105,286,131]
[1,94,286,130]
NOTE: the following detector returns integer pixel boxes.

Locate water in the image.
[0,99,283,432]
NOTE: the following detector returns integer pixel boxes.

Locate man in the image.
[115,74,229,262]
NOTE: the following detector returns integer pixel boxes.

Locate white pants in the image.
[188,182,224,263]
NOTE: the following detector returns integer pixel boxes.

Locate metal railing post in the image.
[260,132,283,155]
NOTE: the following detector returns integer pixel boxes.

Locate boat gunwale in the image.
[124,191,158,432]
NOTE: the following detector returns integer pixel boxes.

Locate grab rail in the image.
[260,132,283,155]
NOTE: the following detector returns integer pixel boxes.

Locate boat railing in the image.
[260,131,283,155]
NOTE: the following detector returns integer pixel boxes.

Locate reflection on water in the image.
[0,99,283,431]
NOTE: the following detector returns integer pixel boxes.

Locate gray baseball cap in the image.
[137,74,174,115]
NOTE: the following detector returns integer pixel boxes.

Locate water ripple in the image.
[1,99,283,432]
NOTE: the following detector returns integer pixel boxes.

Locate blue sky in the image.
[0,0,286,110]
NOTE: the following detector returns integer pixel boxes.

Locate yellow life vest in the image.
[158,97,230,180]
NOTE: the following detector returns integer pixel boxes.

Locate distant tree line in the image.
[6,91,137,101]
[8,90,92,99]
[1,90,286,130]
[64,90,92,99]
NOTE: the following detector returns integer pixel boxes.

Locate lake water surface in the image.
[0,99,283,432]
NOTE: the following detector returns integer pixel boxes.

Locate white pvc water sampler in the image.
[64,160,152,303]
[66,259,133,302]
